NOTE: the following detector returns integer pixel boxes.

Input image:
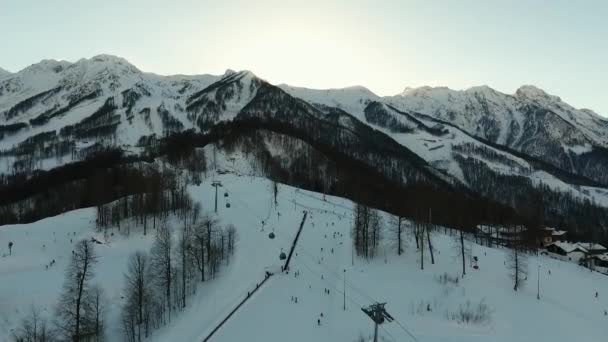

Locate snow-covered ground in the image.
[1,171,608,341]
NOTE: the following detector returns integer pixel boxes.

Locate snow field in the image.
[1,172,607,342]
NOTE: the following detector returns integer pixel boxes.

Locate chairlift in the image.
[269,232,275,239]
[224,192,229,197]
[226,203,231,208]
[279,252,287,260]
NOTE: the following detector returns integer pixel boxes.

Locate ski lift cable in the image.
[299,250,416,342]
[392,318,420,342]
[262,209,378,304]
[285,237,378,305]
[379,325,398,342]
[287,240,378,304]
[222,183,272,222]
[220,182,417,342]
[217,183,375,304]
[295,190,356,213]
[220,183,265,221]
[296,256,363,308]
[300,255,404,342]
[299,252,416,342]
[292,200,354,219]
[296,256,365,308]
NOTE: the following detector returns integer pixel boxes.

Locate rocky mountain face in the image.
[385,85,608,184]
[1,55,608,241]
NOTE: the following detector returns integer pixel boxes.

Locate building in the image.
[581,254,608,275]
[580,243,607,255]
[476,224,528,247]
[533,227,567,247]
[545,242,588,262]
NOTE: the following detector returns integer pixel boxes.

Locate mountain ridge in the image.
[2,54,608,243]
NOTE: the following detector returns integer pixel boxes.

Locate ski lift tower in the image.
[211,181,223,213]
[361,303,394,342]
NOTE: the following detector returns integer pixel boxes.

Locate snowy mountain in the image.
[2,55,608,342]
[2,54,608,242]
[385,85,608,184]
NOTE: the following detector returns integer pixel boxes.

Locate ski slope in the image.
[212,189,608,342]
[1,171,608,341]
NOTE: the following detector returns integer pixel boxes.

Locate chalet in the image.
[536,227,567,247]
[580,243,608,255]
[545,242,588,262]
[584,254,608,275]
[477,224,527,247]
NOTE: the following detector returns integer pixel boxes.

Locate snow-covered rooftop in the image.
[548,241,588,254]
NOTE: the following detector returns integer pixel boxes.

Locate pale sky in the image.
[1,0,607,115]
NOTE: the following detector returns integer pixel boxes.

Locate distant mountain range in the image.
[2,54,608,242]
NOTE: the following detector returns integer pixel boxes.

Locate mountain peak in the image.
[22,59,73,74]
[466,85,495,93]
[221,69,258,81]
[88,54,135,65]
[75,54,141,74]
[223,69,237,77]
[515,85,561,102]
[399,85,451,97]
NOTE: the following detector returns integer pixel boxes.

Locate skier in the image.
[317,318,321,326]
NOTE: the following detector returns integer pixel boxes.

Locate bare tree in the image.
[390,215,404,256]
[427,210,435,265]
[150,225,173,322]
[122,251,152,342]
[11,305,54,342]
[90,285,105,342]
[177,224,193,309]
[55,239,99,341]
[415,220,425,270]
[353,203,381,259]
[506,225,528,291]
[369,209,382,259]
[453,229,470,277]
[273,180,278,207]
[225,224,237,263]
[191,215,219,282]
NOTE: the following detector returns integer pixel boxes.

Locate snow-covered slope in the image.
[383,85,608,184]
[2,54,608,240]
[215,201,608,342]
[2,165,607,342]
[387,85,608,148]
[360,101,608,207]
[0,55,224,150]
[278,84,379,121]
